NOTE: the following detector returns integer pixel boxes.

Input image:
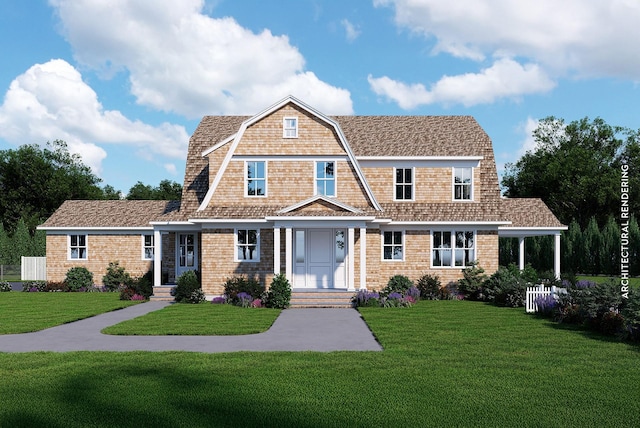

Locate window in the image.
[236,229,259,262]
[394,167,413,200]
[335,230,345,263]
[283,117,298,138]
[315,161,335,197]
[179,234,195,267]
[454,167,473,200]
[246,161,266,196]
[142,235,154,260]
[432,231,475,267]
[69,234,87,260]
[382,231,403,260]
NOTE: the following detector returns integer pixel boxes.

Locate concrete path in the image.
[0,301,382,353]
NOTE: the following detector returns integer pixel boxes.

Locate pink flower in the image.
[251,298,263,308]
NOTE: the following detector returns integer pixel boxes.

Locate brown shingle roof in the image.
[500,198,565,228]
[40,200,180,228]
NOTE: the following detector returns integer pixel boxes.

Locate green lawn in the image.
[0,300,639,427]
[0,293,140,334]
[102,303,281,335]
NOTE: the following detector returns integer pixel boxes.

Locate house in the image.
[39,96,566,297]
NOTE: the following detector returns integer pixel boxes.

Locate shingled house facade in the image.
[40,96,566,297]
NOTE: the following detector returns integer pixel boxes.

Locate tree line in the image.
[502,116,639,275]
[0,140,182,264]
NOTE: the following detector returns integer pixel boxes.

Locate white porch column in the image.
[153,229,162,287]
[285,227,292,282]
[359,227,367,290]
[554,232,561,279]
[518,236,525,271]
[273,227,281,275]
[348,227,355,291]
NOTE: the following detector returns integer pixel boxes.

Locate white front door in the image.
[293,228,346,289]
[176,233,197,279]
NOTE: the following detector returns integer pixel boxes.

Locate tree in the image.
[0,141,104,233]
[502,117,639,228]
[600,215,620,275]
[582,217,602,275]
[11,218,31,266]
[0,223,8,265]
[102,185,122,200]
[126,179,182,200]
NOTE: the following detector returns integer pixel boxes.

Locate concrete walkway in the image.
[0,301,382,353]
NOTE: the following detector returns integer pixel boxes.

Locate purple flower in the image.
[29,287,39,292]
[388,292,403,300]
[534,294,557,315]
[575,280,597,289]
[131,294,146,301]
[405,286,420,299]
[211,296,226,304]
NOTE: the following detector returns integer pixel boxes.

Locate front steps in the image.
[150,285,175,301]
[289,289,354,308]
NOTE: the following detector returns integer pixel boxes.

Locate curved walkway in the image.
[0,301,382,353]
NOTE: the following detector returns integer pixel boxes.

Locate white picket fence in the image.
[21,256,47,281]
[525,285,566,313]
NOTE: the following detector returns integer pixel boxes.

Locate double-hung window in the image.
[316,161,335,197]
[246,161,266,196]
[283,117,298,138]
[382,231,403,260]
[453,167,473,200]
[432,231,475,267]
[69,234,87,260]
[236,229,259,262]
[142,235,154,260]
[394,167,413,200]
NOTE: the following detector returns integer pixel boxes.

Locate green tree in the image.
[562,219,583,274]
[628,215,640,277]
[126,179,182,200]
[11,218,31,265]
[600,215,620,275]
[0,223,8,265]
[102,185,122,200]
[582,217,602,275]
[502,117,638,228]
[0,140,103,233]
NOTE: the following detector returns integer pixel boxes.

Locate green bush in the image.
[416,274,441,300]
[134,271,154,298]
[223,276,264,304]
[102,261,132,291]
[457,262,487,300]
[382,275,413,296]
[44,281,69,292]
[174,270,202,303]
[23,281,47,292]
[263,273,291,309]
[482,266,528,307]
[0,281,11,292]
[65,267,93,291]
[622,288,640,341]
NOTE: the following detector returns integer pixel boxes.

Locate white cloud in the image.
[164,163,178,176]
[516,117,540,158]
[49,0,353,116]
[0,59,189,175]
[341,19,361,42]
[368,58,555,109]
[375,0,640,79]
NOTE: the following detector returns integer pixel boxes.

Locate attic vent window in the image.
[283,117,298,138]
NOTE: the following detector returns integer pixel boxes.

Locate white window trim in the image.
[68,234,88,260]
[430,229,476,268]
[283,116,298,138]
[452,167,474,201]
[393,167,415,201]
[244,160,268,198]
[235,228,261,263]
[381,229,405,262]
[314,160,337,197]
[142,234,154,260]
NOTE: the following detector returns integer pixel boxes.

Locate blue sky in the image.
[1,0,639,196]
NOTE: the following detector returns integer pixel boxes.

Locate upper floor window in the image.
[432,230,475,267]
[246,161,266,197]
[236,229,260,262]
[453,167,473,200]
[316,161,335,197]
[69,234,87,260]
[283,117,298,138]
[142,235,154,260]
[394,167,413,200]
[382,231,403,261]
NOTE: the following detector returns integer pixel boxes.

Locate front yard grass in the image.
[0,293,140,334]
[102,303,281,335]
[0,300,638,427]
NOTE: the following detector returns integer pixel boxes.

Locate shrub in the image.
[622,288,640,341]
[119,286,136,301]
[22,280,46,292]
[236,292,253,308]
[352,290,380,307]
[44,281,69,292]
[416,274,441,300]
[65,267,93,292]
[188,289,206,304]
[382,275,413,296]
[131,294,146,301]
[102,261,132,292]
[223,276,264,304]
[381,292,414,308]
[457,262,487,300]
[136,270,154,298]
[174,270,202,303]
[534,294,557,317]
[0,281,11,292]
[482,266,528,307]
[211,296,226,304]
[263,273,291,309]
